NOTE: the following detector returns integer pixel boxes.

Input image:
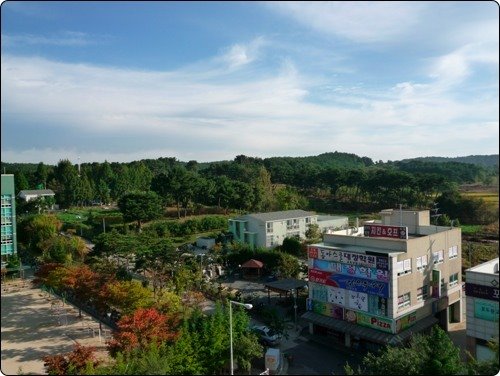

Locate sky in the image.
[1,1,499,165]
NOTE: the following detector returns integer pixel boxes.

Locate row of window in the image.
[1,195,13,207]
[397,246,459,276]
[266,217,316,234]
[398,272,460,310]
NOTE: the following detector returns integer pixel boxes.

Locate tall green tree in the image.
[54,159,80,208]
[117,191,163,230]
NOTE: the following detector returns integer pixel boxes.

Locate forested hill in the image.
[399,155,499,168]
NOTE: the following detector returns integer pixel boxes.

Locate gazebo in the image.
[240,259,264,279]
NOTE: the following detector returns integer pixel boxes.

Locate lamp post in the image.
[229,300,252,375]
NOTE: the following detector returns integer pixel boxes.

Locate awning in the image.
[301,311,439,346]
[241,259,264,268]
[264,278,308,292]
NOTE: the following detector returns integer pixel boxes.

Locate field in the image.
[461,191,499,206]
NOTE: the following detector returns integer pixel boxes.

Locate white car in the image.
[251,325,282,346]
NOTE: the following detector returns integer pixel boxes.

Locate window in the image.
[416,255,428,271]
[305,217,311,224]
[449,273,459,287]
[286,220,293,230]
[398,292,411,309]
[417,285,429,301]
[266,235,275,247]
[396,259,412,276]
[433,250,444,264]
[266,222,273,234]
[448,246,458,259]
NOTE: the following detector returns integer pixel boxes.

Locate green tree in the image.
[274,186,308,211]
[277,252,301,278]
[345,325,465,375]
[35,162,50,189]
[305,223,321,243]
[54,159,80,208]
[105,280,154,316]
[117,191,163,231]
[281,237,303,257]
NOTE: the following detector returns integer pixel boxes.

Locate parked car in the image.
[250,325,281,346]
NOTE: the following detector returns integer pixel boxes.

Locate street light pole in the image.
[229,300,253,375]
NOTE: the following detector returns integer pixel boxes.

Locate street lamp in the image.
[229,300,252,375]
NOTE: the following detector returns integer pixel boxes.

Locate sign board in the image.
[345,309,393,333]
[465,283,500,301]
[312,259,389,282]
[308,269,389,298]
[474,299,499,322]
[396,311,417,333]
[308,246,388,270]
[364,224,408,240]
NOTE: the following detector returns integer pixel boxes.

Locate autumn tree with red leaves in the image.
[42,344,99,375]
[107,307,180,356]
[62,265,99,317]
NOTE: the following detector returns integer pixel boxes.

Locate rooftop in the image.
[466,258,499,275]
[18,189,55,195]
[234,209,315,222]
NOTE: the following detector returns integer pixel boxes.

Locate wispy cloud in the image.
[219,37,267,69]
[2,43,497,165]
[2,31,99,47]
[266,1,424,43]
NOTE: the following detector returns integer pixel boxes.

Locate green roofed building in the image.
[1,174,17,259]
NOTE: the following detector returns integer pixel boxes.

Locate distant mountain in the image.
[398,155,499,168]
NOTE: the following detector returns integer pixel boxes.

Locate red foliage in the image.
[32,262,63,286]
[107,307,180,356]
[42,344,98,375]
[63,265,99,303]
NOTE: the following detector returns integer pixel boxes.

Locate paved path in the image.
[1,280,110,375]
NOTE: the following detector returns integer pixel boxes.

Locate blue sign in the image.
[329,273,389,298]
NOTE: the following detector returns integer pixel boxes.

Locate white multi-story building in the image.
[228,210,348,249]
[465,258,499,361]
[302,208,463,352]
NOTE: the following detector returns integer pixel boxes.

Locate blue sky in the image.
[1,1,498,165]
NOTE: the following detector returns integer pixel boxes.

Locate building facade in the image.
[302,209,463,351]
[465,258,499,361]
[1,174,17,259]
[228,210,348,249]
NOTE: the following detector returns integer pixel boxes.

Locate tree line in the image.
[2,151,498,223]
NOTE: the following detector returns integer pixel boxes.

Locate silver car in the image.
[251,325,281,346]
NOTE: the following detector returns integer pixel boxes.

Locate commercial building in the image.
[1,174,17,260]
[465,258,499,361]
[302,208,463,351]
[228,210,348,249]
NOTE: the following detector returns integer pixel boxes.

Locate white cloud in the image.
[266,1,424,43]
[1,42,498,164]
[2,31,96,47]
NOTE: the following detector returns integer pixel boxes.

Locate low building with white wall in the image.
[228,210,348,249]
